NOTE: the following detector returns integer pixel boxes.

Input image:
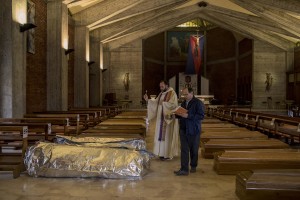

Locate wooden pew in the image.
[90,106,121,117]
[200,131,268,144]
[24,113,87,135]
[201,138,290,159]
[202,123,238,128]
[0,118,70,136]
[257,115,276,137]
[35,110,100,127]
[226,109,300,143]
[276,118,300,144]
[202,127,247,133]
[0,122,52,144]
[202,118,229,124]
[214,149,300,175]
[236,169,300,200]
[0,126,28,178]
[70,107,110,121]
[100,105,123,115]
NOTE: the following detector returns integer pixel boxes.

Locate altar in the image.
[195,95,214,105]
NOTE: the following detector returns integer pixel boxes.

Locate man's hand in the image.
[177,112,188,118]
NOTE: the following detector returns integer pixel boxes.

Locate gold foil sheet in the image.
[25,142,151,179]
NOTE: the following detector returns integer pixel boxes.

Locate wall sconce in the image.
[88,61,95,66]
[20,23,36,32]
[102,69,107,72]
[65,48,74,55]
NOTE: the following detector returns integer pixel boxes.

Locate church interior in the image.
[1,0,300,199]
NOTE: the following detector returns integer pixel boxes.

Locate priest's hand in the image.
[143,94,148,101]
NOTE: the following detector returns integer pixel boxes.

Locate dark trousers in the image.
[179,129,200,172]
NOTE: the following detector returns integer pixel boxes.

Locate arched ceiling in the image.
[62,0,300,50]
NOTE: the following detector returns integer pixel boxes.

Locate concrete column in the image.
[285,49,294,72]
[99,43,104,106]
[89,30,100,107]
[74,26,89,108]
[47,0,68,111]
[0,0,26,118]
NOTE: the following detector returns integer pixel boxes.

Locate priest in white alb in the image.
[144,80,179,160]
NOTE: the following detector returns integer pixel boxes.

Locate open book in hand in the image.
[172,106,188,115]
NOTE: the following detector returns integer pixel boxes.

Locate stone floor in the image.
[0,120,239,200]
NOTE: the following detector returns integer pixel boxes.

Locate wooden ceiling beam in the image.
[100,4,203,43]
[89,0,187,29]
[250,0,300,14]
[107,13,200,50]
[72,0,145,26]
[229,0,300,38]
[205,5,300,40]
[201,12,293,51]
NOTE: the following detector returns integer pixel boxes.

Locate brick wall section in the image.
[206,27,236,104]
[238,38,252,102]
[206,27,236,60]
[206,61,236,105]
[144,32,165,61]
[293,47,300,104]
[295,47,300,72]
[26,0,47,113]
[68,22,75,109]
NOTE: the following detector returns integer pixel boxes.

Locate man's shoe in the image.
[174,170,189,176]
[190,168,196,173]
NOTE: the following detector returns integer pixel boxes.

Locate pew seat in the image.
[0,118,70,136]
[214,149,300,175]
[236,169,300,200]
[0,122,53,145]
[24,114,86,135]
[201,139,290,159]
[0,126,28,178]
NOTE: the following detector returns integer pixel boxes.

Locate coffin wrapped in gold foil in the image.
[25,142,151,179]
[55,135,146,150]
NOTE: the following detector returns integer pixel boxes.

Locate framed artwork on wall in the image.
[167,31,198,61]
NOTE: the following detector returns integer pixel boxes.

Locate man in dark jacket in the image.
[174,87,205,176]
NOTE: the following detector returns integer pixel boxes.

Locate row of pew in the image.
[201,116,300,199]
[0,105,146,178]
[208,107,300,144]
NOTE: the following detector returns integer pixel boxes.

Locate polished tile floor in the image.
[0,121,238,200]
